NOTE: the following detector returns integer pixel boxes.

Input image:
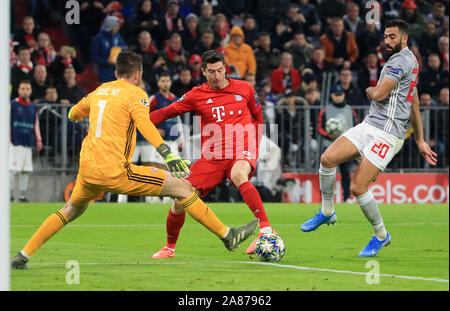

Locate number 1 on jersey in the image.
[96,100,107,137]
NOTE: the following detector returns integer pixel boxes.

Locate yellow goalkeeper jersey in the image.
[69,79,164,185]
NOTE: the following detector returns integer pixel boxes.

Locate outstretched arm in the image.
[410,90,437,166]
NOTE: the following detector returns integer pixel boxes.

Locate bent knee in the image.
[350,182,367,197]
[321,151,336,168]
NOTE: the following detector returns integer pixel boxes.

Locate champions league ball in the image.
[325,118,343,135]
[255,233,285,262]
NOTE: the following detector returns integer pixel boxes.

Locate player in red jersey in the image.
[150,50,275,258]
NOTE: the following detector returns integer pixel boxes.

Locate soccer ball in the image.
[255,233,285,262]
[325,117,343,135]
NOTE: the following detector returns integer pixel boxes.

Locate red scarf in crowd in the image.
[165,12,183,31]
[368,65,378,86]
[17,61,33,73]
[166,46,181,61]
[16,97,31,106]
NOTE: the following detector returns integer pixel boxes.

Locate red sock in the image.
[166,209,186,250]
[238,181,270,228]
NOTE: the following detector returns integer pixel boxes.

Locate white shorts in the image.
[9,144,33,172]
[342,122,404,171]
[132,140,180,164]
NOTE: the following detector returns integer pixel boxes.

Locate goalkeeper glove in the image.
[156,143,191,178]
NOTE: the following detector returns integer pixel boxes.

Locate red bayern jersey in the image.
[150,78,263,161]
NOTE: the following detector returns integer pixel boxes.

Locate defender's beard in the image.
[384,41,403,60]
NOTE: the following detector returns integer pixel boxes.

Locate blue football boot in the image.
[301,209,337,232]
[358,232,391,257]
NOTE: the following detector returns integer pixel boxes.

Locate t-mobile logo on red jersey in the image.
[211,106,225,122]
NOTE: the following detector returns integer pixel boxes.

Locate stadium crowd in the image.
[9,0,449,201]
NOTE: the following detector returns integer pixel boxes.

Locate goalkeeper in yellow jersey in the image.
[11,51,258,269]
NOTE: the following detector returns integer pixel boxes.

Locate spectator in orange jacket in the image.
[224,26,257,79]
[320,17,359,71]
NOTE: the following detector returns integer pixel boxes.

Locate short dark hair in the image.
[158,72,171,80]
[385,19,409,35]
[116,50,143,78]
[18,80,32,87]
[201,50,225,68]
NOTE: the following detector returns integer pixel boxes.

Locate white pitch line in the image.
[28,260,449,284]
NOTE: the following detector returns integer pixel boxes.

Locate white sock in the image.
[260,226,272,234]
[356,191,387,240]
[319,164,336,216]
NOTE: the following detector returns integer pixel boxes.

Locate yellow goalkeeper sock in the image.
[22,210,68,258]
[179,192,229,238]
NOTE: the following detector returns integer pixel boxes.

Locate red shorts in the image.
[186,157,257,197]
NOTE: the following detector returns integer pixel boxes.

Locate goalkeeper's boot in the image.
[245,229,278,254]
[222,219,259,251]
[152,247,176,259]
[301,208,337,232]
[11,252,29,270]
[358,233,391,257]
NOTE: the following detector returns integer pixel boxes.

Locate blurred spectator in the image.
[161,32,188,75]
[356,22,383,63]
[11,47,34,99]
[242,14,259,48]
[276,91,307,168]
[343,2,365,40]
[295,70,318,98]
[188,54,205,85]
[305,47,333,85]
[10,40,18,68]
[260,80,277,107]
[172,67,195,97]
[132,30,158,88]
[298,0,322,40]
[31,32,56,68]
[270,52,301,96]
[438,36,449,72]
[91,15,126,82]
[254,32,282,83]
[9,80,42,202]
[254,0,291,33]
[284,32,315,70]
[13,16,38,52]
[193,29,218,55]
[317,84,358,202]
[213,13,230,46]
[198,2,215,34]
[357,51,382,95]
[38,85,61,158]
[419,53,449,100]
[181,13,201,53]
[31,64,50,102]
[336,68,366,106]
[221,0,252,27]
[318,0,347,25]
[258,88,276,126]
[417,21,440,59]
[284,3,307,36]
[163,0,185,35]
[420,93,437,107]
[49,46,84,86]
[271,18,291,51]
[132,0,166,48]
[67,1,106,62]
[57,67,87,105]
[439,87,449,106]
[224,26,257,79]
[244,73,256,88]
[320,17,359,71]
[427,2,448,31]
[304,87,321,106]
[399,0,426,40]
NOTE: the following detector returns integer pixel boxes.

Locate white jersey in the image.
[364,47,419,139]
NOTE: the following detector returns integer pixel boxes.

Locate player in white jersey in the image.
[300,19,437,257]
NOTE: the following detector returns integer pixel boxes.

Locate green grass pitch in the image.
[10,202,449,291]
